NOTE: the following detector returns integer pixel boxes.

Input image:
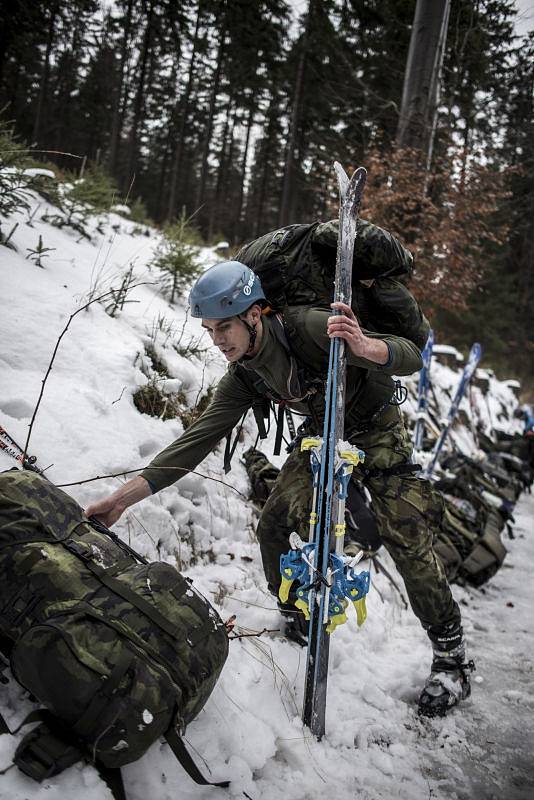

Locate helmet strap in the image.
[239,316,258,354]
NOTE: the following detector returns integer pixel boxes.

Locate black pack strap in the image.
[224,412,246,474]
[87,516,149,565]
[165,725,230,788]
[273,403,286,456]
[285,407,296,439]
[73,647,134,737]
[362,462,421,481]
[252,399,270,438]
[0,712,8,735]
[97,765,127,800]
[0,708,49,736]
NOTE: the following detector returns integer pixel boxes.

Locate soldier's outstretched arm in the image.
[85,370,255,525]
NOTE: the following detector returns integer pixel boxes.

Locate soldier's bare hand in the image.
[85,496,125,528]
[328,302,366,352]
[327,302,389,365]
[85,476,152,528]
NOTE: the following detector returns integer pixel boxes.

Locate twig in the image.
[228,627,280,640]
[22,283,150,463]
[111,387,126,404]
[55,465,247,498]
[1,148,83,159]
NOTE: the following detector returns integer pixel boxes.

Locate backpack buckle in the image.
[64,539,92,561]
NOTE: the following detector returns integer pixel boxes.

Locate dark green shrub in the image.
[151,211,202,304]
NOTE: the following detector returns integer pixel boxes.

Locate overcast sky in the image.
[285,1,534,39]
[514,0,534,37]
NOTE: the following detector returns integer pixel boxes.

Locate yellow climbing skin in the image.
[353,597,367,626]
[295,597,310,620]
[339,448,365,467]
[278,571,295,603]
[301,437,322,452]
[326,600,348,634]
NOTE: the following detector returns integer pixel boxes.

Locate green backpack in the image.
[435,494,507,588]
[0,469,229,795]
[235,218,430,349]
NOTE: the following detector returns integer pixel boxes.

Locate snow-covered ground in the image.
[0,190,532,799]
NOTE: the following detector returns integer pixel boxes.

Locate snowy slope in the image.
[0,190,532,800]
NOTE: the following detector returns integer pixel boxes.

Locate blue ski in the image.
[278,163,370,738]
[422,342,482,479]
[413,330,434,455]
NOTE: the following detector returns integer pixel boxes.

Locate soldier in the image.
[87,252,473,717]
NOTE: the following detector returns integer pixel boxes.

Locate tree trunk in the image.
[167,1,203,221]
[125,0,155,188]
[208,95,234,240]
[254,94,278,237]
[32,3,58,145]
[235,101,255,240]
[279,0,314,226]
[195,18,227,215]
[396,0,450,165]
[108,0,134,174]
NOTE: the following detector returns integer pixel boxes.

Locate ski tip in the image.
[349,166,367,194]
[334,161,349,193]
[334,163,367,204]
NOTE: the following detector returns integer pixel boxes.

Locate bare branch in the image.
[23,282,150,463]
[56,464,248,498]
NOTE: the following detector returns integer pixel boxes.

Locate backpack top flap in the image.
[312,219,415,280]
[236,223,318,308]
[0,468,84,545]
[236,219,416,324]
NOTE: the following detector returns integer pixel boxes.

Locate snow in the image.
[22,168,56,180]
[0,188,532,799]
[433,344,464,361]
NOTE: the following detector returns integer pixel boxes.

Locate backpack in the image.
[235,219,430,349]
[0,469,229,796]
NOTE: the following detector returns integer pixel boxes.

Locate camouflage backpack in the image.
[0,469,229,796]
[235,218,430,349]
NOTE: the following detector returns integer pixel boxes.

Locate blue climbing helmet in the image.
[189,261,266,319]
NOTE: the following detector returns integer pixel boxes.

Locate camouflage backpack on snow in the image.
[0,469,229,795]
[235,218,430,349]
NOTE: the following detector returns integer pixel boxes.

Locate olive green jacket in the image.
[141,308,422,493]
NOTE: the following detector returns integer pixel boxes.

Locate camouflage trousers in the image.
[256,405,461,634]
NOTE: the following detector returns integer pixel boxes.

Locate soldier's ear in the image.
[247,304,262,324]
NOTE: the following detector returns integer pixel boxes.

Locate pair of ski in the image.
[278,163,370,738]
[413,336,482,478]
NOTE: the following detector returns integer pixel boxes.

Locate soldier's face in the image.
[202,305,262,361]
[201,316,251,361]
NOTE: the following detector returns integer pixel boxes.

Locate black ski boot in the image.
[278,600,308,647]
[418,625,475,717]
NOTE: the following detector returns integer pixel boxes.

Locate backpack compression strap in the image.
[165,725,230,788]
